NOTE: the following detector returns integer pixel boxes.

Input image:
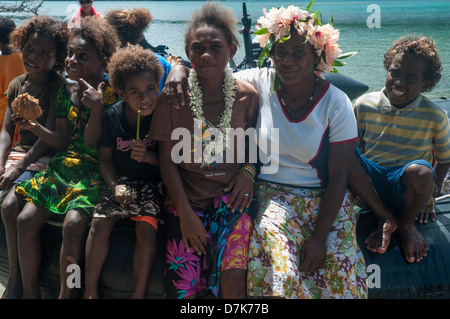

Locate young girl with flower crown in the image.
[0,16,68,299]
[165,3,368,299]
[150,2,259,299]
[5,16,120,299]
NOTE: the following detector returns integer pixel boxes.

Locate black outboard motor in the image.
[241,2,256,68]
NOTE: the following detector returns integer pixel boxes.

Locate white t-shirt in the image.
[236,68,357,188]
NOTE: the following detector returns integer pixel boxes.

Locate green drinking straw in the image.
[136,110,141,140]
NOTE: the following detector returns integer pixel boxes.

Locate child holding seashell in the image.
[0,16,68,299]
[0,16,68,198]
[4,16,120,299]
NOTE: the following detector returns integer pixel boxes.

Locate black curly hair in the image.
[184,2,239,48]
[384,35,442,92]
[104,7,153,47]
[9,16,69,72]
[69,16,119,60]
[0,17,16,45]
[107,44,164,92]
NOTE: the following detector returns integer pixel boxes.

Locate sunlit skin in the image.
[164,28,353,275]
[185,24,237,88]
[118,71,159,119]
[271,31,324,121]
[65,36,105,85]
[0,33,58,300]
[84,71,160,299]
[10,33,58,129]
[65,36,106,150]
[271,32,319,88]
[158,23,252,298]
[21,33,58,80]
[385,53,429,108]
[116,70,160,190]
[350,53,437,263]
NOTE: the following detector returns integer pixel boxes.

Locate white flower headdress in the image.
[254,1,356,88]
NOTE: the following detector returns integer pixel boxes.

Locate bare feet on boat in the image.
[364,218,398,254]
[416,206,436,224]
[398,224,428,263]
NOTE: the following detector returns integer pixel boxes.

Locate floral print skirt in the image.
[247,182,368,299]
[440,171,450,195]
[164,194,255,299]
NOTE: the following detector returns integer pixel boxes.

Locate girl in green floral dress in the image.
[8,17,120,299]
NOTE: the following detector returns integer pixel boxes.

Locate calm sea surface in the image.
[4,0,450,100]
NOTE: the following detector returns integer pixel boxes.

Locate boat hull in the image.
[2,199,450,298]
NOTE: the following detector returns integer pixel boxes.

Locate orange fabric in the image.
[130,215,158,231]
[0,53,26,139]
[12,126,20,146]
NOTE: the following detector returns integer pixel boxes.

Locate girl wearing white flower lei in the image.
[151,2,259,299]
[162,1,366,301]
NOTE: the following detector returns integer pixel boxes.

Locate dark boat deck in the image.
[357,197,450,298]
[1,101,449,299]
[1,196,449,298]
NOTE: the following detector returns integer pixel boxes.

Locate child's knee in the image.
[89,217,115,238]
[1,195,19,224]
[405,163,434,183]
[404,164,435,192]
[135,220,156,241]
[16,211,38,235]
[63,211,89,239]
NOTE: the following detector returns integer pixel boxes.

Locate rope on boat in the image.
[436,194,450,202]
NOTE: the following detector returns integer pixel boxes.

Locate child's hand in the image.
[223,172,254,213]
[131,140,159,166]
[163,64,190,109]
[79,78,105,111]
[114,184,132,206]
[11,113,37,131]
[130,139,147,162]
[179,209,209,255]
[0,167,21,190]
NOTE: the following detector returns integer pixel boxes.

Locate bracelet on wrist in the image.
[238,163,256,183]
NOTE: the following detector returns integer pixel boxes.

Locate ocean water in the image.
[4,0,450,100]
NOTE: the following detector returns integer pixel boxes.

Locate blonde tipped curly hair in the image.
[384,35,442,92]
[107,44,164,92]
[104,7,153,47]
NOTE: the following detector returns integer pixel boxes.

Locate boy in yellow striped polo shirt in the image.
[348,35,450,264]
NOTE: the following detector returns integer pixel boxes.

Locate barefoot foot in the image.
[398,224,428,263]
[364,218,397,254]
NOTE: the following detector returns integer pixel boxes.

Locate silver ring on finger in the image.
[243,193,249,197]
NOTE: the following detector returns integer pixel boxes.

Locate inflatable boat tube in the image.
[356,197,450,299]
[323,72,369,101]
